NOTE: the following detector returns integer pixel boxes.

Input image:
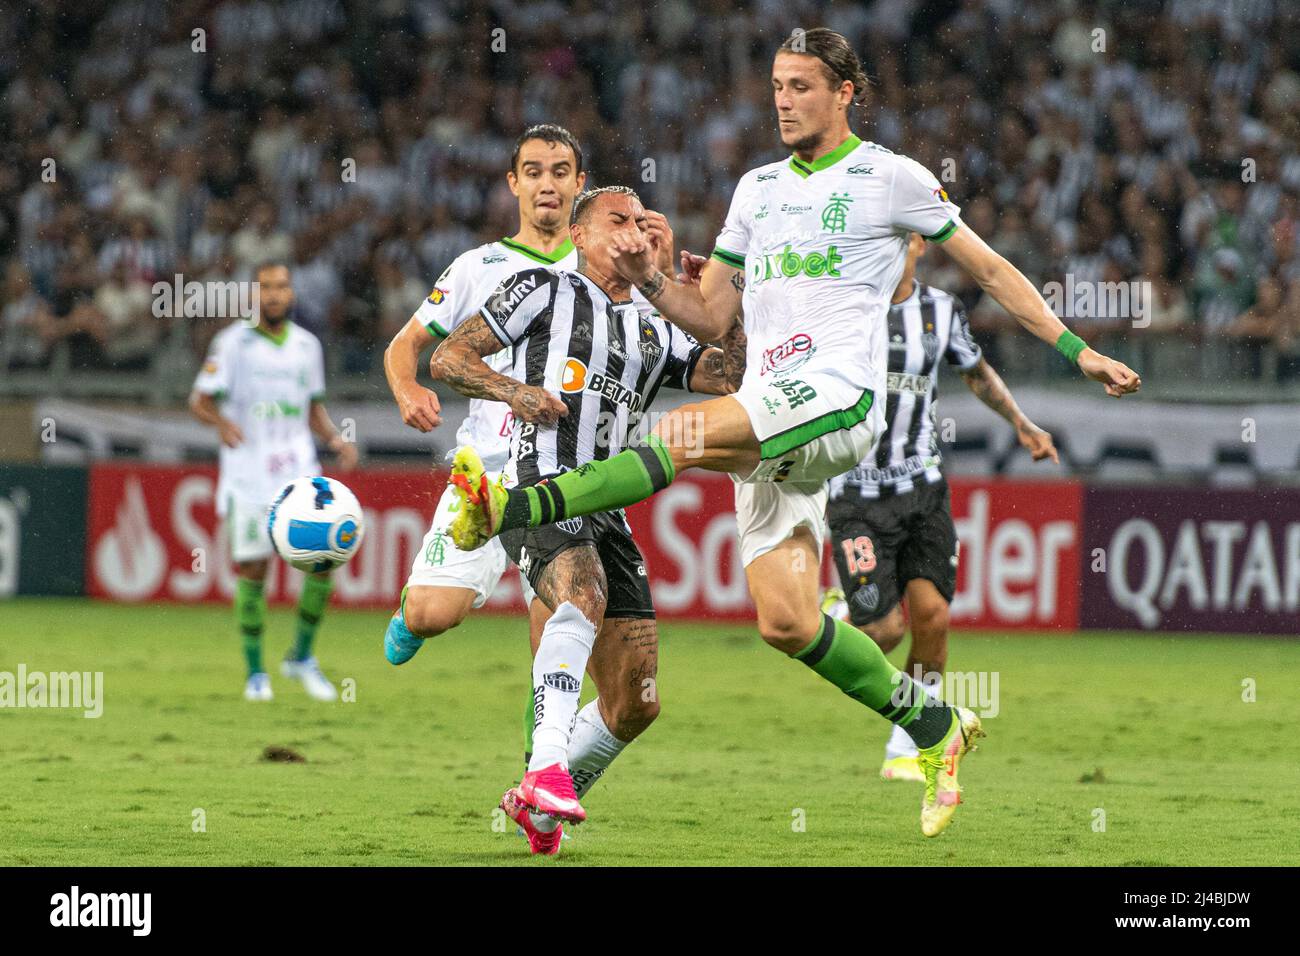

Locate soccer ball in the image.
[267,476,366,573]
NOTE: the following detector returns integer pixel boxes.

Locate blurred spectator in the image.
[0,0,1297,390]
[1,261,57,369]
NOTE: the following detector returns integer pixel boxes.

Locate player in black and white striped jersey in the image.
[831,261,983,500]
[430,185,732,847]
[485,267,703,488]
[825,232,1059,781]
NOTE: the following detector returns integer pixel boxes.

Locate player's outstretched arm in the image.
[941,224,1141,398]
[308,401,358,470]
[607,227,741,343]
[959,358,1058,464]
[383,317,443,432]
[429,314,567,425]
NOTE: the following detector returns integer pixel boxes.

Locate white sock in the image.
[885,677,942,760]
[527,601,597,772]
[567,700,628,799]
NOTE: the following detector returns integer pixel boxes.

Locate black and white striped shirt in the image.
[829,282,981,499]
[480,269,704,485]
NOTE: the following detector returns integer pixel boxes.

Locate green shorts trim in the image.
[759,387,874,460]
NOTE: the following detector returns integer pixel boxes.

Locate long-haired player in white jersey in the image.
[447,29,1141,838]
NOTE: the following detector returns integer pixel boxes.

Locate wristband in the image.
[1055,330,1087,364]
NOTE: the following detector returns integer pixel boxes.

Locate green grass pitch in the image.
[2,598,1297,866]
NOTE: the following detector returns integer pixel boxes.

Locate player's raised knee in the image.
[862,606,907,651]
[756,607,822,656]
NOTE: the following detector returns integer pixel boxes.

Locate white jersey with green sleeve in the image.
[193,321,325,515]
[413,237,577,472]
[711,135,962,401]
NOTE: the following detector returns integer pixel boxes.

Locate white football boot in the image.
[281,657,338,701]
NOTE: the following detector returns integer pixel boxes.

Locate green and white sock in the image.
[796,614,953,749]
[501,436,675,531]
[290,574,332,662]
[236,577,266,676]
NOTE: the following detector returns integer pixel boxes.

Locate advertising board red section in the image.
[86,463,1082,628]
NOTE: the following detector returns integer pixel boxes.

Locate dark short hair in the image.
[253,261,291,281]
[778,28,871,106]
[510,124,583,175]
[570,185,641,226]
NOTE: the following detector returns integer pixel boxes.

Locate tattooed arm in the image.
[687,347,733,395]
[429,315,567,425]
[959,357,1058,463]
[720,310,746,392]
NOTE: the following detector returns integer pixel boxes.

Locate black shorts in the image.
[827,476,959,626]
[502,509,655,620]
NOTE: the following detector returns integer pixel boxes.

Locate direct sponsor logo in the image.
[847,164,874,175]
[761,332,815,376]
[586,371,644,413]
[482,254,507,264]
[845,454,940,485]
[543,670,581,693]
[773,378,817,410]
[886,371,932,395]
[750,244,843,284]
[492,272,539,315]
[757,170,779,181]
[559,358,587,392]
[780,203,812,214]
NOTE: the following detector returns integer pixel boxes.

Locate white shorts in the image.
[407,480,536,607]
[734,478,828,568]
[732,371,879,485]
[226,496,274,563]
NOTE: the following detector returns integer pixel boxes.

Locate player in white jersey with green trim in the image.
[191,262,358,702]
[447,29,1141,837]
[381,126,586,664]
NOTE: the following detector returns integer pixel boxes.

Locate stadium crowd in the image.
[2,0,1298,383]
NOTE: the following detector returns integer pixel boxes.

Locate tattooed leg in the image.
[567,617,660,799]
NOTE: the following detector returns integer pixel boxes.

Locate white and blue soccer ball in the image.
[267,476,365,573]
